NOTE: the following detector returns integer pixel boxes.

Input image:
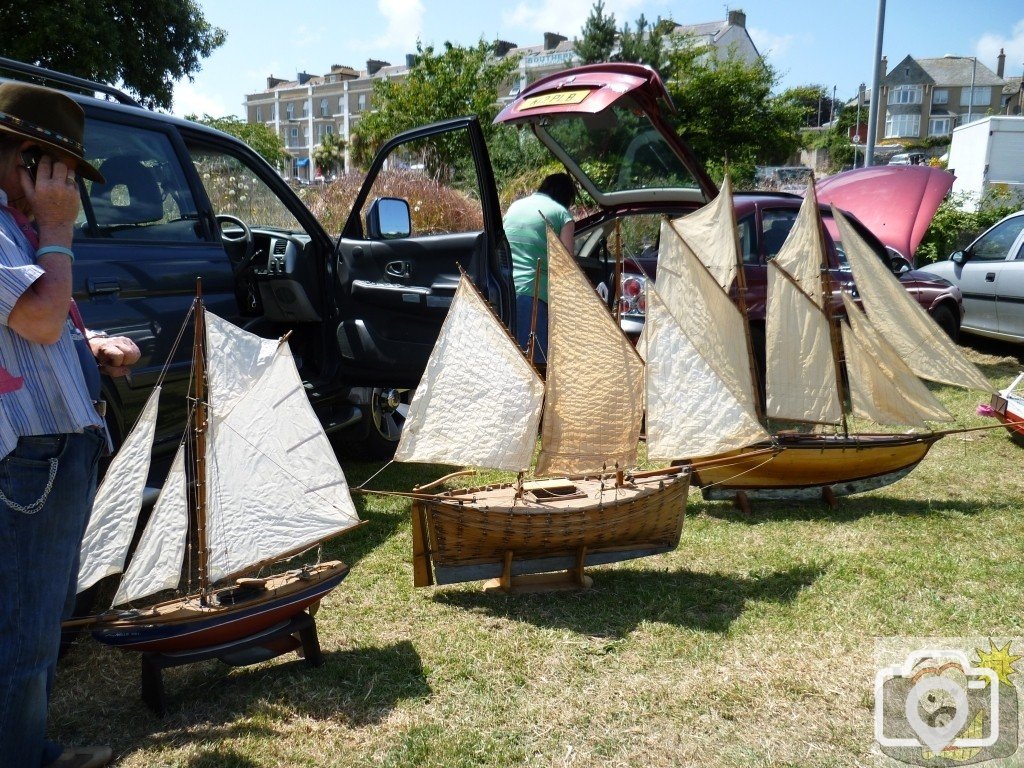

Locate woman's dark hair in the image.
[537,172,575,209]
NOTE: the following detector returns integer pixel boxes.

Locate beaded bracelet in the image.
[35,245,75,264]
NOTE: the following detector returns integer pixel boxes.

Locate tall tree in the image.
[189,115,288,167]
[575,0,617,65]
[0,0,225,110]
[664,45,805,185]
[616,14,667,73]
[350,40,519,177]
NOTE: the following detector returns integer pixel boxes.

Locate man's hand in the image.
[89,336,141,377]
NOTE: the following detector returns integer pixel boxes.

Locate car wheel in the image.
[364,387,410,460]
[930,304,960,342]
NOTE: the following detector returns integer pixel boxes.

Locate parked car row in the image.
[0,56,981,472]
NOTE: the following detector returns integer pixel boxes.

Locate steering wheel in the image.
[216,214,255,274]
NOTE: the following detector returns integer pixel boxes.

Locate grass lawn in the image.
[50,339,1024,768]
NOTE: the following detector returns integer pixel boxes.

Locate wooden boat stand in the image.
[483,547,594,594]
[731,485,838,515]
[139,611,322,715]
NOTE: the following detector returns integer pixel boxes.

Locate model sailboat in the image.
[68,297,363,652]
[396,227,715,590]
[660,177,993,504]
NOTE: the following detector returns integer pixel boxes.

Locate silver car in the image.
[918,210,1024,342]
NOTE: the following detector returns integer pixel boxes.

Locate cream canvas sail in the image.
[113,445,189,605]
[832,206,992,393]
[671,174,739,291]
[765,190,842,424]
[204,312,360,583]
[77,386,160,593]
[655,218,757,413]
[841,293,952,427]
[537,227,644,477]
[395,276,544,472]
[645,286,769,460]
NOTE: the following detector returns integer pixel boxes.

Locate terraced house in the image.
[876,53,1007,142]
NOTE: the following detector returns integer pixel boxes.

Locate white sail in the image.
[396,276,544,471]
[671,173,739,291]
[537,226,645,476]
[765,188,843,424]
[645,286,769,460]
[841,293,952,426]
[77,386,161,594]
[203,312,360,583]
[112,444,189,605]
[832,206,992,393]
[655,218,758,413]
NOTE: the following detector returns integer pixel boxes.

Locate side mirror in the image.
[951,250,965,265]
[889,256,912,275]
[366,197,411,240]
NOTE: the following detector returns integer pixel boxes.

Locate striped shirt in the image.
[0,192,103,459]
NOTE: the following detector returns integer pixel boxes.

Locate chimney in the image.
[997,47,1006,78]
[267,75,286,89]
[727,9,746,28]
[367,59,390,75]
[493,39,518,57]
[543,32,567,51]
[405,53,419,68]
[297,71,313,85]
[881,55,888,76]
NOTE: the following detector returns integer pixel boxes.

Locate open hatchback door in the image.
[494,63,718,209]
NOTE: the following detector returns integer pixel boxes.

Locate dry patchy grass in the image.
[50,339,1024,767]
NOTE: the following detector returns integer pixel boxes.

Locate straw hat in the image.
[0,81,104,182]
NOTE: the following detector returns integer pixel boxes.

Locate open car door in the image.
[335,117,513,388]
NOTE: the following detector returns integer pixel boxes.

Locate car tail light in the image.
[619,274,647,317]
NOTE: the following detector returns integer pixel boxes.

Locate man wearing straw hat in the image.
[0,81,140,768]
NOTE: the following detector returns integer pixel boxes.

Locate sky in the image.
[171,0,1024,118]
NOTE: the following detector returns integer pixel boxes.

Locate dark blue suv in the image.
[0,57,514,473]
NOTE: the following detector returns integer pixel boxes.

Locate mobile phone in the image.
[21,147,42,182]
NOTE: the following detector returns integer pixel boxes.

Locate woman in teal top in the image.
[503,173,575,358]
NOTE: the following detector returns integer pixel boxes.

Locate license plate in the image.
[520,90,590,109]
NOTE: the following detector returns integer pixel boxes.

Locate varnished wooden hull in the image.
[82,561,350,653]
[693,433,942,500]
[411,470,690,587]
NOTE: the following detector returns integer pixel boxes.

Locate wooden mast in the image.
[192,279,212,601]
[812,196,850,436]
[723,177,766,424]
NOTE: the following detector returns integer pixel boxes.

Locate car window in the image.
[541,97,699,194]
[759,209,799,261]
[76,119,204,243]
[187,144,305,232]
[354,131,484,238]
[737,215,756,264]
[972,216,1024,261]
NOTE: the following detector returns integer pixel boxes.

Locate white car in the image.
[918,210,1024,342]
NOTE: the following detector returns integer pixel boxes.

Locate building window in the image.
[256,106,263,122]
[928,117,951,136]
[885,113,921,138]
[288,126,298,147]
[960,87,991,106]
[325,124,333,135]
[286,103,294,120]
[357,93,367,111]
[932,89,948,105]
[320,97,329,117]
[339,96,345,113]
[888,85,923,105]
[269,104,276,120]
[302,101,309,117]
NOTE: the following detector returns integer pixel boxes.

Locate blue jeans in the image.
[515,294,548,363]
[0,430,104,767]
